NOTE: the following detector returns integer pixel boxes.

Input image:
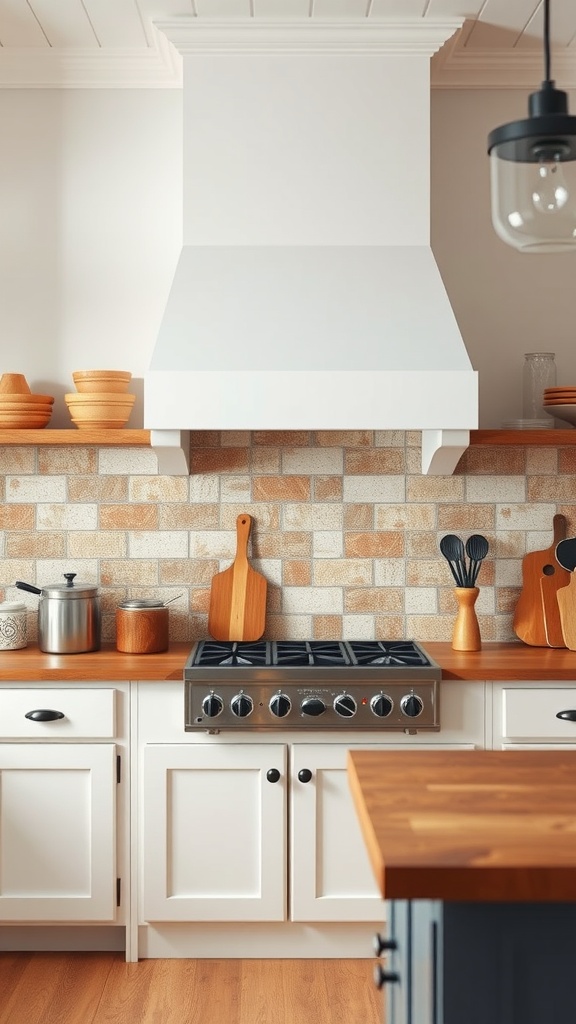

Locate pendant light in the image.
[487,0,576,253]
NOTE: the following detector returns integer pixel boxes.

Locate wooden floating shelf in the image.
[470,429,576,446]
[0,429,151,446]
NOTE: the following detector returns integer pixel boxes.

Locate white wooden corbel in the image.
[150,430,191,475]
[421,429,470,475]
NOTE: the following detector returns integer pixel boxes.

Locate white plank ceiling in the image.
[0,0,574,87]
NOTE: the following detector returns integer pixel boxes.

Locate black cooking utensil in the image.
[465,534,489,586]
[439,534,466,587]
[556,537,576,573]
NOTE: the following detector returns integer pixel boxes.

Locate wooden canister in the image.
[116,600,169,654]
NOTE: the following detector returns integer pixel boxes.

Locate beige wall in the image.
[1,432,575,646]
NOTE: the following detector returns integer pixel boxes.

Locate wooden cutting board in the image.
[557,575,576,651]
[208,513,267,642]
[513,514,570,647]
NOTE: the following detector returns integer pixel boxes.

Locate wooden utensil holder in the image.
[452,587,481,652]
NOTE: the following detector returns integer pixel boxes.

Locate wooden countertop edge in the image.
[1,641,576,681]
[347,749,576,902]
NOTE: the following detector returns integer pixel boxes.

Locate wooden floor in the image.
[0,954,382,1024]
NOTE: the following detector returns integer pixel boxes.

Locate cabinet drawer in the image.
[502,688,576,742]
[0,689,116,739]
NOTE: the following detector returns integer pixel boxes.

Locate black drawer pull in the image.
[556,710,576,722]
[25,709,65,722]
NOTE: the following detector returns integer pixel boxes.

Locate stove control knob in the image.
[202,693,224,718]
[334,693,356,718]
[231,693,254,718]
[301,697,326,717]
[370,694,393,718]
[270,693,291,718]
[400,694,424,719]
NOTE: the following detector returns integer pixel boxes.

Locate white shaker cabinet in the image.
[492,682,576,749]
[0,685,126,925]
[142,742,287,922]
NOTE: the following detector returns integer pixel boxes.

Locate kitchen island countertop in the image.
[347,748,576,902]
[1,641,576,681]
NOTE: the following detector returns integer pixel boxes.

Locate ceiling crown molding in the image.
[153,18,464,56]
[0,26,182,89]
[432,29,576,90]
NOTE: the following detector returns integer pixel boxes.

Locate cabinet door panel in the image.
[0,744,116,921]
[143,743,286,922]
[291,743,382,922]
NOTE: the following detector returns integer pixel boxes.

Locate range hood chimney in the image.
[146,18,477,475]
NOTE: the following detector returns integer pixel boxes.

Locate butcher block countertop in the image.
[347,749,576,903]
[1,641,576,681]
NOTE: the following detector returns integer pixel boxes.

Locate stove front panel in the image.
[185,640,440,732]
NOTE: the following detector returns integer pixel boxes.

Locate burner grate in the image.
[347,641,431,667]
[191,639,433,669]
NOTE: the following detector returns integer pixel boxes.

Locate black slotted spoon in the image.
[465,534,489,586]
[439,534,467,588]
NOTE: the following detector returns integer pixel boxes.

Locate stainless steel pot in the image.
[15,573,101,654]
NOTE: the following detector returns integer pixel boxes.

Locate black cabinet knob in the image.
[374,965,400,990]
[556,710,576,722]
[266,768,281,784]
[25,709,65,722]
[298,768,312,783]
[373,933,398,957]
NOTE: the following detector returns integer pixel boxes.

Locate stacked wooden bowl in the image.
[0,373,54,428]
[543,387,576,427]
[65,370,135,429]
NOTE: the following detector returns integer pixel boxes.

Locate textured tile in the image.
[313,615,344,639]
[526,447,558,475]
[456,446,526,475]
[159,504,220,530]
[313,531,344,558]
[345,449,405,474]
[99,504,158,530]
[0,505,34,530]
[374,431,405,447]
[189,430,221,448]
[100,560,158,586]
[257,532,312,559]
[282,586,343,614]
[343,476,405,503]
[7,532,66,558]
[38,448,97,475]
[404,588,438,613]
[374,615,404,639]
[345,532,404,557]
[282,447,343,475]
[221,431,250,447]
[375,503,436,531]
[128,532,188,558]
[38,503,98,530]
[496,586,522,613]
[68,475,128,501]
[558,448,576,474]
[251,447,281,474]
[406,614,454,641]
[220,476,251,502]
[466,476,526,503]
[407,559,447,587]
[374,559,406,586]
[407,476,464,503]
[189,475,219,502]
[314,430,372,447]
[313,560,372,586]
[99,448,158,474]
[253,431,311,447]
[407,532,441,558]
[129,476,188,502]
[253,476,310,502]
[190,530,246,559]
[6,476,66,502]
[283,561,312,586]
[192,448,250,474]
[69,532,127,558]
[345,589,403,612]
[343,504,373,530]
[342,615,375,639]
[0,448,36,473]
[528,476,576,502]
[160,560,219,585]
[313,476,343,501]
[496,503,557,530]
[437,503,495,531]
[284,503,343,530]
[36,559,99,585]
[264,614,314,639]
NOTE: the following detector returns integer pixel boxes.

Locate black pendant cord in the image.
[543,0,551,83]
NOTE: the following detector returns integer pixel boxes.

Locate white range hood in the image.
[146,18,477,475]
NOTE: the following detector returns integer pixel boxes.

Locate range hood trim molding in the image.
[154,17,465,56]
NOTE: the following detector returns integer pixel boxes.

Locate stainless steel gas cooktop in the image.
[184,640,440,732]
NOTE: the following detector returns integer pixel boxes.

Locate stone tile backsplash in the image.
[1,430,575,645]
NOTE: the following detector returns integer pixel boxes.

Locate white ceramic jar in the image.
[0,601,28,650]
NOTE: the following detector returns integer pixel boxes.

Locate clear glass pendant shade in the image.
[490,149,576,252]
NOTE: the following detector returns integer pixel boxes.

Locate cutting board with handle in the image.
[513,513,570,647]
[208,513,267,642]
[556,574,576,651]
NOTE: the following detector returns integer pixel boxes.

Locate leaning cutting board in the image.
[208,513,267,642]
[557,574,576,651]
[513,514,570,647]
